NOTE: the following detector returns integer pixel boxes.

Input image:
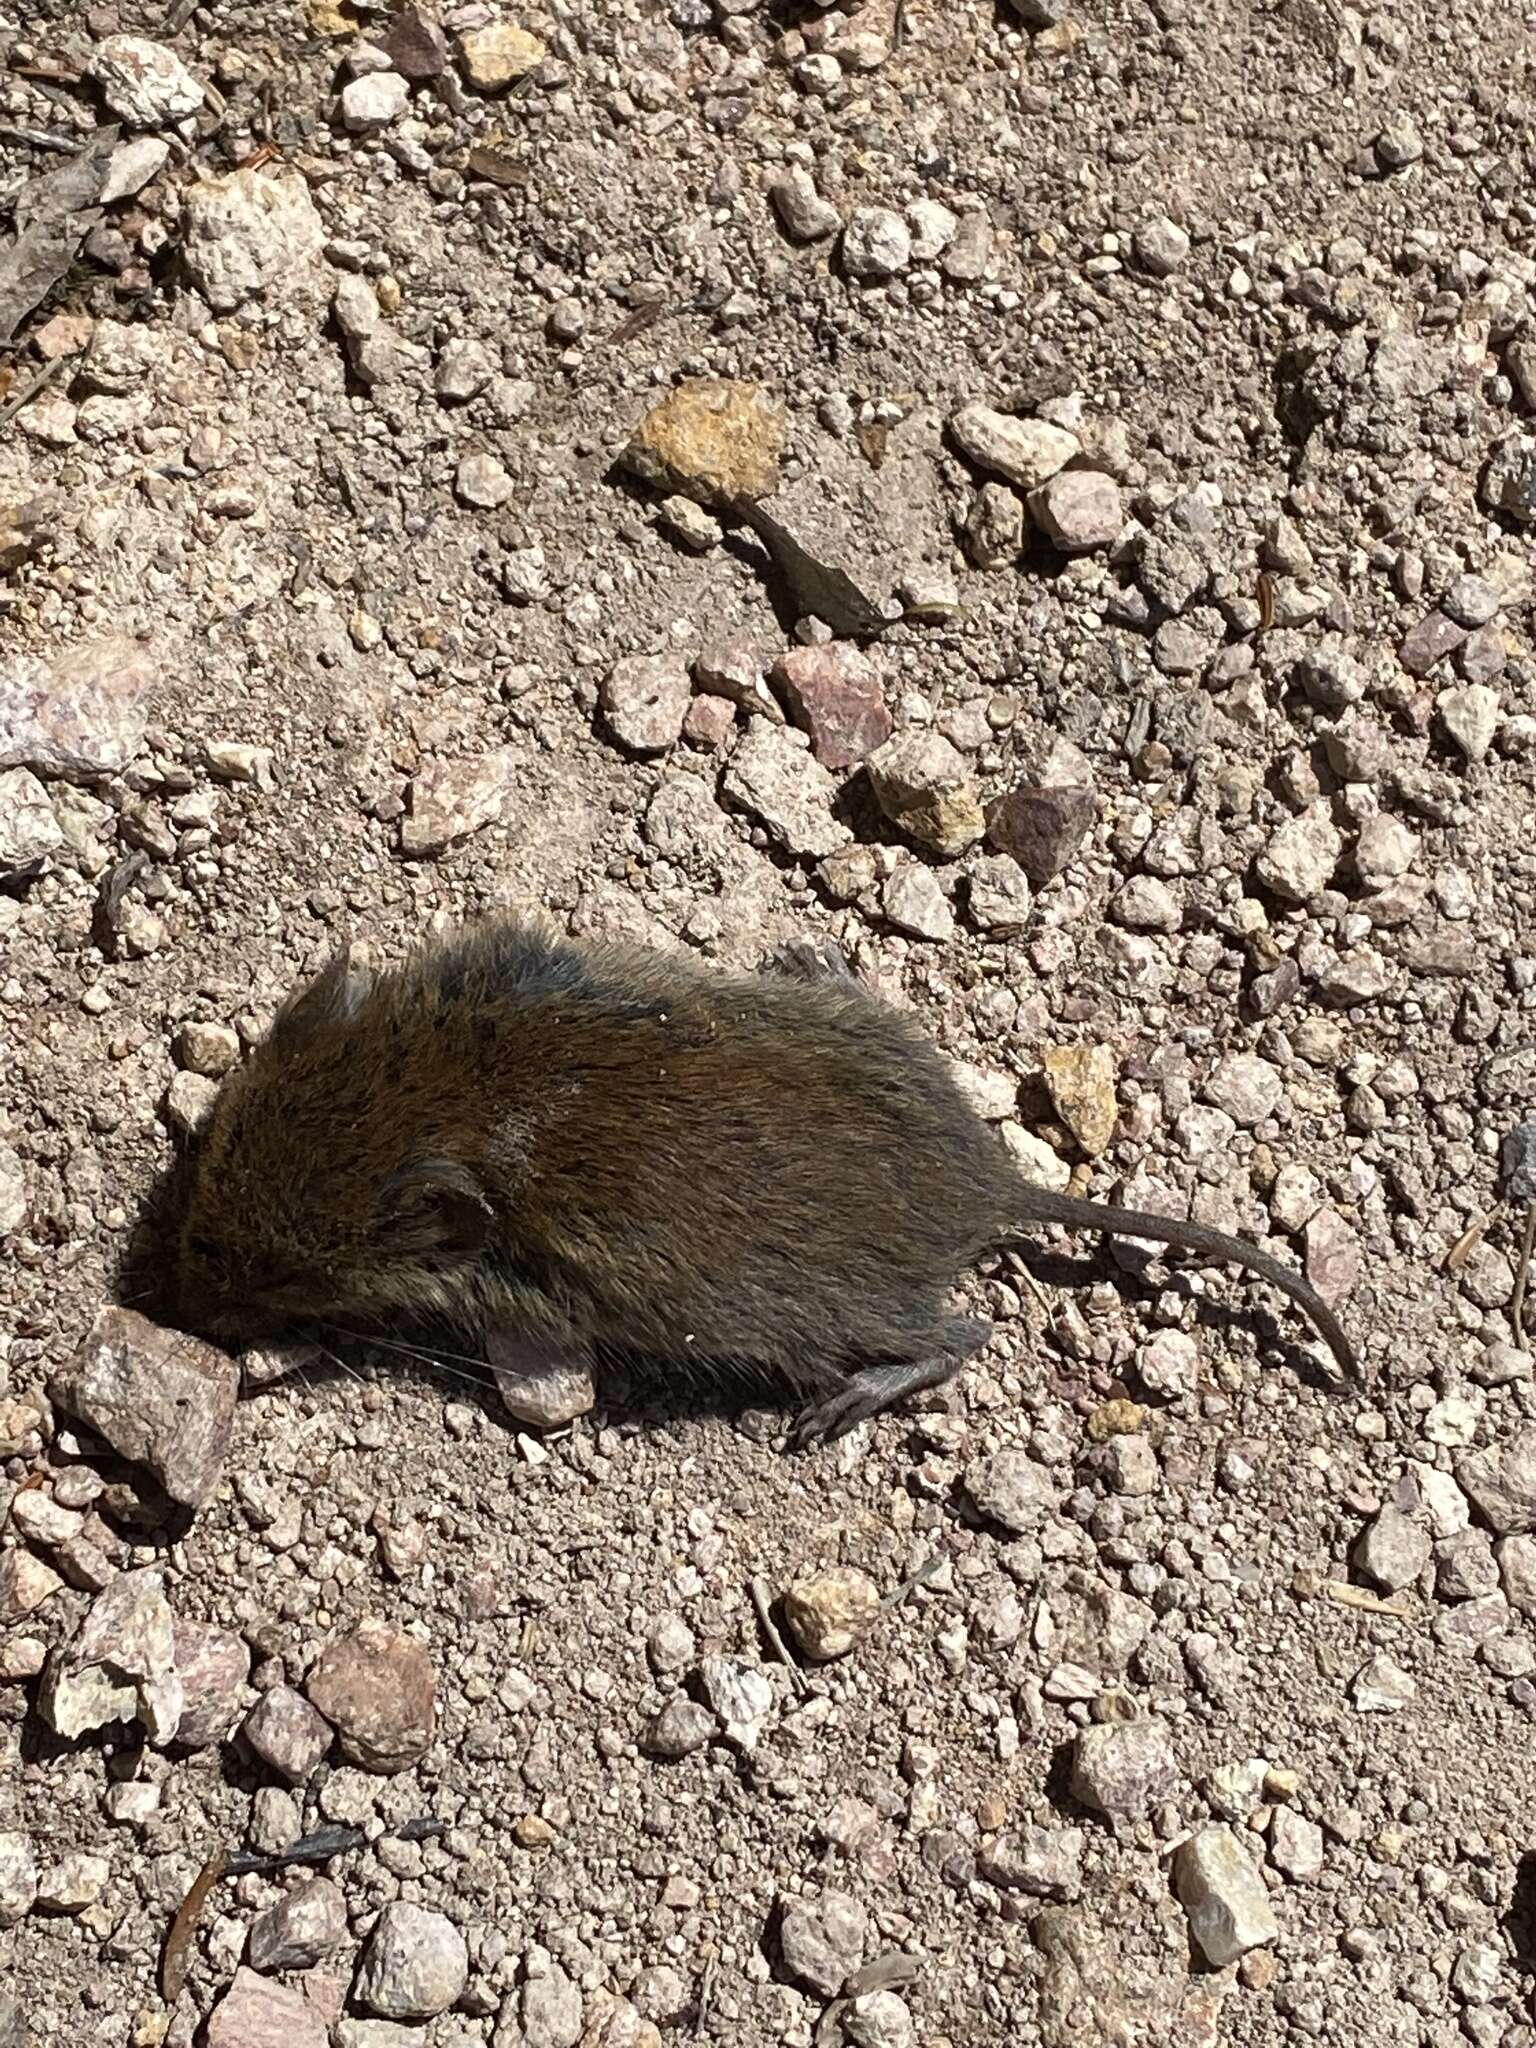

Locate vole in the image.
[175,922,1356,1446]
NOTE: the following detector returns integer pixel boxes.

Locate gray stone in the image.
[841,207,910,280]
[454,451,513,508]
[1482,437,1536,526]
[521,1960,582,2048]
[698,1657,774,1749]
[844,1990,915,2048]
[40,1569,181,1744]
[770,168,840,241]
[1112,875,1180,932]
[0,768,61,867]
[601,653,692,756]
[643,1696,714,1759]
[1353,1505,1430,1592]
[36,1853,108,1913]
[986,783,1095,883]
[435,338,494,402]
[721,724,850,859]
[243,1685,334,1783]
[967,853,1032,932]
[0,1833,37,1927]
[1399,611,1466,678]
[1436,1530,1499,1602]
[1442,574,1501,628]
[51,1306,238,1508]
[355,1902,468,2019]
[1437,683,1500,763]
[965,1447,1053,1534]
[1351,1651,1416,1711]
[1202,1053,1282,1127]
[1497,1534,1536,1615]
[340,72,409,131]
[966,482,1026,568]
[1175,1827,1278,1965]
[1132,215,1190,276]
[1070,1720,1178,1818]
[1458,1429,1536,1535]
[779,1887,867,1996]
[488,1338,596,1429]
[1268,1807,1324,1882]
[978,1825,1084,1899]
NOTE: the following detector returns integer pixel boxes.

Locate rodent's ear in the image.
[378,1157,492,1257]
[269,943,374,1050]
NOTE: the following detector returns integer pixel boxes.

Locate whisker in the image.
[309,1320,499,1394]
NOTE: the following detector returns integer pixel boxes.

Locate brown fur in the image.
[176,922,1356,1445]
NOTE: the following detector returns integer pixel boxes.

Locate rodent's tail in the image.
[1003,1185,1358,1381]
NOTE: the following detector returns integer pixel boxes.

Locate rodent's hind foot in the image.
[788,1320,991,1450]
[766,936,856,985]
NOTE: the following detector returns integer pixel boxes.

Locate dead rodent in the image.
[176,922,1357,1445]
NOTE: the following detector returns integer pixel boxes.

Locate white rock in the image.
[1175,1827,1279,1966]
[1353,1505,1430,1592]
[101,135,172,204]
[454,452,514,509]
[842,207,911,280]
[1351,1651,1416,1712]
[341,71,410,132]
[1256,804,1341,903]
[0,636,157,780]
[882,863,953,942]
[0,767,62,867]
[90,35,202,125]
[950,404,1079,490]
[182,169,325,312]
[907,199,958,261]
[1133,215,1190,276]
[1029,470,1123,552]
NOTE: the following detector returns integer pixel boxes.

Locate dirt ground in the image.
[4,0,1536,2042]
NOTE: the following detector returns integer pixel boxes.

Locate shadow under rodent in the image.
[166,921,1357,1447]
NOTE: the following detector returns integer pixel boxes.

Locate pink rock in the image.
[173,1619,251,1748]
[601,652,692,755]
[207,1966,327,2048]
[50,1306,238,1509]
[243,1685,333,1784]
[771,645,892,770]
[306,1619,437,1773]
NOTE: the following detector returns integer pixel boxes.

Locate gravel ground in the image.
[4,1,1536,2043]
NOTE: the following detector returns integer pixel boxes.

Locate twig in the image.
[0,123,80,153]
[0,355,66,431]
[161,1844,226,2002]
[749,1574,808,1695]
[881,1548,949,1611]
[1511,1203,1536,1342]
[693,1954,717,2038]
